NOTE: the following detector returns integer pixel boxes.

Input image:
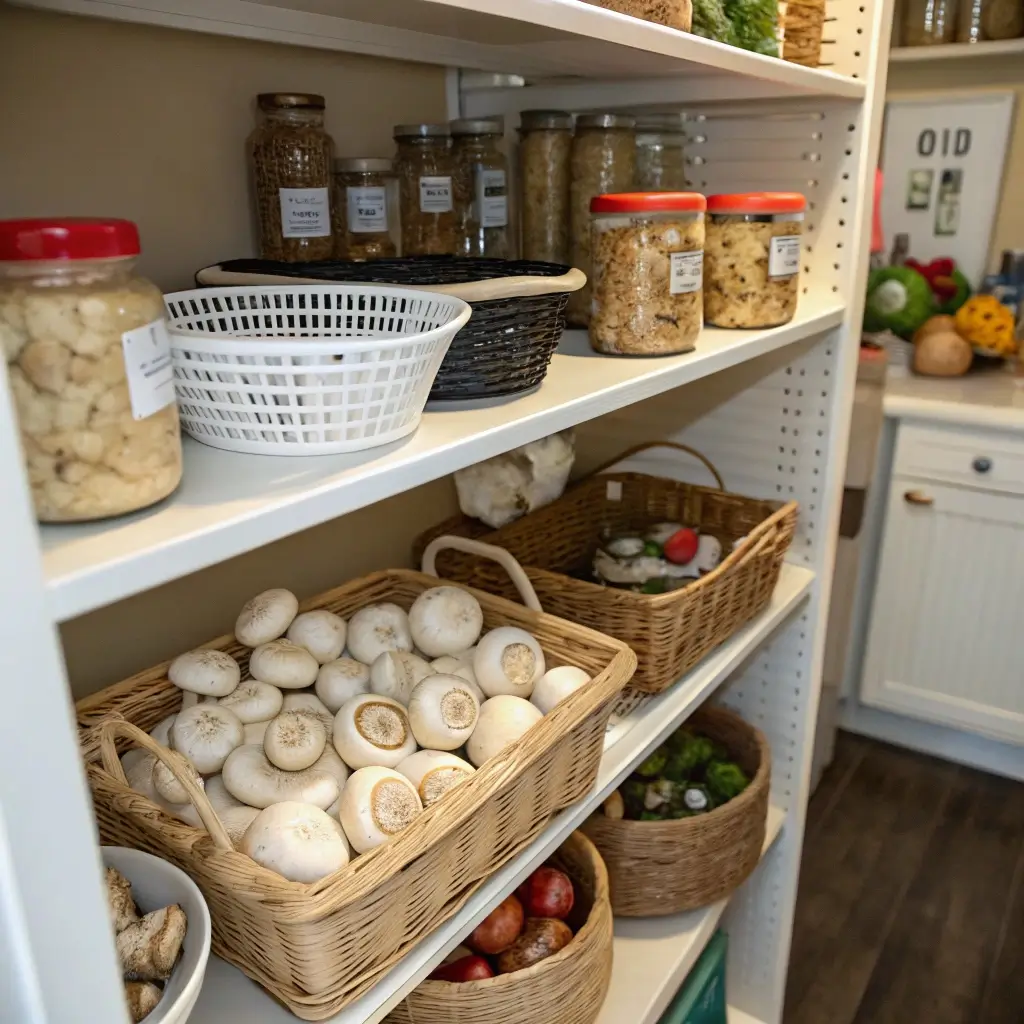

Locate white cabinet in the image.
[861,460,1024,744]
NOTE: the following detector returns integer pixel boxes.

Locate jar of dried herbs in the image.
[393,124,458,256]
[518,110,572,264]
[635,113,688,192]
[248,93,336,262]
[333,158,397,261]
[451,118,510,259]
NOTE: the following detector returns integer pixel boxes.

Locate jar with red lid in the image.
[0,218,182,522]
[589,192,706,356]
[703,192,806,329]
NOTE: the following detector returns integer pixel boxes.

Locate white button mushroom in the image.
[167,649,241,697]
[531,665,592,715]
[240,801,350,883]
[315,657,371,713]
[396,750,475,807]
[170,705,245,775]
[332,694,417,770]
[153,753,205,806]
[180,691,220,712]
[263,710,327,771]
[149,714,177,749]
[369,651,432,706]
[311,743,350,818]
[221,744,339,810]
[473,627,546,699]
[429,656,485,702]
[346,603,413,665]
[281,692,335,739]
[249,639,319,690]
[123,752,159,802]
[220,805,261,848]
[407,586,484,658]
[285,609,347,665]
[338,766,423,854]
[203,774,249,814]
[235,588,299,648]
[243,719,272,746]
[466,696,544,767]
[407,675,479,751]
[218,680,283,724]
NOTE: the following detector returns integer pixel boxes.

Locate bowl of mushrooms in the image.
[103,846,211,1024]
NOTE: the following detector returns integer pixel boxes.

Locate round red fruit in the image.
[467,894,525,954]
[430,955,495,983]
[663,528,699,565]
[519,867,575,920]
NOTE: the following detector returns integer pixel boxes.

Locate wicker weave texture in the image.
[782,0,826,66]
[582,704,770,917]
[77,570,635,1020]
[386,831,612,1024]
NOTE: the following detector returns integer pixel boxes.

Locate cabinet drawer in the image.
[894,421,1024,496]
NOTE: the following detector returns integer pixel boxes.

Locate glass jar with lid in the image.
[957,0,1023,39]
[248,93,336,262]
[634,113,688,192]
[0,218,183,522]
[452,118,510,259]
[393,124,458,256]
[519,110,573,264]
[333,158,397,261]
[901,0,958,44]
[568,113,636,326]
[589,192,706,356]
[703,192,806,329]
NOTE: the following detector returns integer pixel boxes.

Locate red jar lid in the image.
[706,192,806,214]
[590,192,707,214]
[0,218,141,261]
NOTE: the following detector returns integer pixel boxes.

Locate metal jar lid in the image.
[258,93,325,110]
[575,113,636,130]
[519,110,573,131]
[450,118,504,136]
[334,158,394,174]
[635,112,687,133]
[393,123,450,139]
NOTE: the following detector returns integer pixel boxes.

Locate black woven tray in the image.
[200,257,577,403]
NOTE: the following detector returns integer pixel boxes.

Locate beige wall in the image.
[0,7,458,697]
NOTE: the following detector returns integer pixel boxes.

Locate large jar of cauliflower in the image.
[703,192,806,329]
[0,218,182,522]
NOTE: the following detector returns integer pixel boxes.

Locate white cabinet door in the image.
[861,476,1024,743]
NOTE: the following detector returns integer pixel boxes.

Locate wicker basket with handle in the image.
[77,542,636,1021]
[414,442,798,694]
[385,830,613,1024]
[582,704,770,916]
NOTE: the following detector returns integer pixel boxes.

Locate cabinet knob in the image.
[972,456,992,473]
[904,490,934,506]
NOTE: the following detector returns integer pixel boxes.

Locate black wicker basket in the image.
[197,257,584,403]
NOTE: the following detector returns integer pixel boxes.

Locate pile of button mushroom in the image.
[122,585,592,883]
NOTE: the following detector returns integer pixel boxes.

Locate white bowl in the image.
[103,846,212,1024]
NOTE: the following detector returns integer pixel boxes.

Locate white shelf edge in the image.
[597,804,786,1024]
[188,562,814,1024]
[42,305,842,623]
[890,38,1024,62]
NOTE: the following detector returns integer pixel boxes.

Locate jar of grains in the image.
[333,158,397,260]
[0,218,182,522]
[452,118,510,258]
[703,192,806,329]
[589,192,706,356]
[901,0,957,43]
[248,93,336,262]
[634,113,688,191]
[393,124,458,256]
[518,110,573,264]
[568,114,636,326]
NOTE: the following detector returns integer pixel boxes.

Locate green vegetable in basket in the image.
[635,747,669,778]
[643,540,663,558]
[664,731,717,781]
[725,0,780,55]
[691,0,732,41]
[640,810,664,821]
[621,779,649,818]
[706,760,750,803]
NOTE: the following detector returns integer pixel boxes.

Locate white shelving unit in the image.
[890,38,1024,62]
[0,0,896,1020]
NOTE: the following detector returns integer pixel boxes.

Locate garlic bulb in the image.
[263,710,328,771]
[473,627,546,699]
[249,639,319,690]
[338,766,423,854]
[221,744,339,810]
[170,705,244,774]
[396,750,475,807]
[240,801,350,882]
[286,610,347,665]
[531,665,591,715]
[315,657,371,713]
[407,586,483,658]
[235,588,299,647]
[332,694,417,770]
[369,650,432,706]
[466,696,543,767]
[218,680,283,724]
[407,675,479,750]
[346,603,413,665]
[168,648,240,697]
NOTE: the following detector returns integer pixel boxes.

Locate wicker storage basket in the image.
[582,704,770,917]
[77,552,635,1020]
[782,0,826,66]
[385,830,613,1024]
[415,442,798,694]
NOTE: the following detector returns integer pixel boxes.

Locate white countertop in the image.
[884,371,1024,433]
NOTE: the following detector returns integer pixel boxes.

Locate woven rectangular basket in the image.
[77,568,636,1020]
[415,442,798,694]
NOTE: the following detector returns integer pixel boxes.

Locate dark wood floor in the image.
[785,732,1024,1024]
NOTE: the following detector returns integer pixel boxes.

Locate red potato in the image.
[517,866,575,920]
[496,918,574,974]
[430,955,495,983]
[467,894,525,955]
[664,528,699,565]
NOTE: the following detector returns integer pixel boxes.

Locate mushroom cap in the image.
[235,588,299,647]
[170,704,245,774]
[168,648,241,697]
[407,674,480,750]
[286,609,348,665]
[473,627,546,699]
[396,749,475,807]
[466,695,543,767]
[221,744,339,810]
[218,679,284,724]
[332,694,418,770]
[407,586,484,658]
[315,657,371,713]
[346,603,413,665]
[338,766,423,854]
[263,710,328,771]
[369,650,433,706]
[240,801,350,882]
[530,665,591,715]
[249,639,320,690]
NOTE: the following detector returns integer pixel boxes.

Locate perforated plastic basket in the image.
[163,285,471,455]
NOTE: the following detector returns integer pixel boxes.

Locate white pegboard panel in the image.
[818,0,876,79]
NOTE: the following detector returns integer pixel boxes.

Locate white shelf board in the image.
[187,562,813,1024]
[13,0,866,98]
[890,38,1024,62]
[597,804,786,1024]
[40,303,842,622]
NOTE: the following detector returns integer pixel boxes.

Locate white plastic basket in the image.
[163,284,471,455]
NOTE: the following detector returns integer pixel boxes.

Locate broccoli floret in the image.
[664,732,717,781]
[635,747,669,778]
[640,810,665,821]
[706,760,750,804]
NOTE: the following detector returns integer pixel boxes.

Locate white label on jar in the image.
[122,319,175,421]
[769,235,802,278]
[279,187,331,238]
[419,175,453,213]
[670,251,703,295]
[347,186,388,233]
[476,168,508,228]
